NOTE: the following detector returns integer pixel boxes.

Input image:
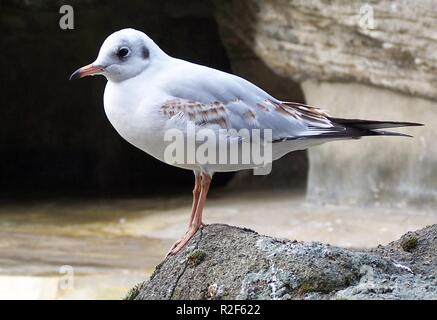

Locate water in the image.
[0,191,435,299]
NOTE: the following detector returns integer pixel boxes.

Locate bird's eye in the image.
[117,47,130,58]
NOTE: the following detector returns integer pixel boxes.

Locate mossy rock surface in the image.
[130,224,437,300]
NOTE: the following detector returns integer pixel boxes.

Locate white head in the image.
[70,28,167,82]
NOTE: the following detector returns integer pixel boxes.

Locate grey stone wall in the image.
[214,0,437,206]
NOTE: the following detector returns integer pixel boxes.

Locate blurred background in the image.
[0,0,436,299]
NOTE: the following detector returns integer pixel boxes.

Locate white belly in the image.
[103,81,201,172]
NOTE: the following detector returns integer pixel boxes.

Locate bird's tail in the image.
[274,118,422,142]
[330,118,423,138]
[331,118,422,130]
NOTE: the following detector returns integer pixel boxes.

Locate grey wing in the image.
[158,61,343,141]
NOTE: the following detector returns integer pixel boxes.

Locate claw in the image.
[167,224,202,256]
[166,239,182,257]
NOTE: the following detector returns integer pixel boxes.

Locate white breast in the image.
[104,78,163,153]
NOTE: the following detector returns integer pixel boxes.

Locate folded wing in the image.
[158,60,422,141]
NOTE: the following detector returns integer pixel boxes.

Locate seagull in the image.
[70,28,421,255]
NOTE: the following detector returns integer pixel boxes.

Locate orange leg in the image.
[168,172,211,256]
[167,171,200,254]
[188,171,201,228]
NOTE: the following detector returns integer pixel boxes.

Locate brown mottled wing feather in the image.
[269,101,332,127]
[159,97,338,139]
[159,98,231,129]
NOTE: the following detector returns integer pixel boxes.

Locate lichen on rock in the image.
[129,224,437,300]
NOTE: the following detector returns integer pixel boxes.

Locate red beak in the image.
[69,64,104,80]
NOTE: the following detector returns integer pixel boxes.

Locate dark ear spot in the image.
[142,46,150,59]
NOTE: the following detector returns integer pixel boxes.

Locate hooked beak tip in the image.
[69,64,104,80]
[69,69,81,81]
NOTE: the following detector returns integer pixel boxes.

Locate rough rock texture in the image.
[128,224,437,300]
[214,0,437,100]
[372,225,437,276]
[214,0,437,205]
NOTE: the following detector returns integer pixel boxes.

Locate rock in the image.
[128,224,437,300]
[214,0,437,101]
[213,1,437,205]
[371,224,437,276]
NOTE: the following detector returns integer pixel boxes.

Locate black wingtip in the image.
[330,118,424,130]
[397,122,424,127]
[375,131,414,138]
